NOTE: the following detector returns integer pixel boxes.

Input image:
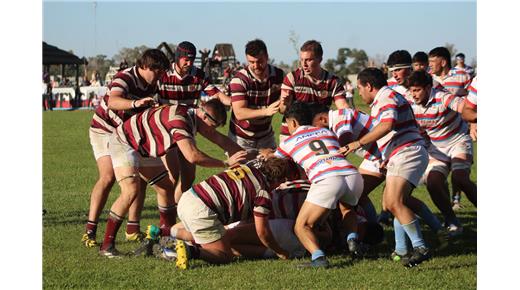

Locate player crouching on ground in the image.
[226,179,384,260]
[150,158,290,269]
[262,102,363,268]
[98,99,246,258]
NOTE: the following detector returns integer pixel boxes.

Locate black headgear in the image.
[175,41,196,62]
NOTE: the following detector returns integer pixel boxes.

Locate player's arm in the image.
[215,92,231,106]
[342,121,393,155]
[461,102,477,123]
[254,215,289,259]
[107,90,154,110]
[176,138,246,167]
[232,99,280,121]
[278,89,292,114]
[196,121,245,156]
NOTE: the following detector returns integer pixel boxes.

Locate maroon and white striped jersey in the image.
[280,68,346,136]
[229,65,284,139]
[269,179,310,220]
[191,164,271,225]
[90,66,158,133]
[115,104,197,158]
[157,64,220,107]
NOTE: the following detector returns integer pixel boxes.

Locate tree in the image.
[112,45,151,66]
[288,30,300,58]
[323,47,368,78]
[86,54,115,83]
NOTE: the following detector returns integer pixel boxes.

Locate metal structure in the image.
[156,42,237,84]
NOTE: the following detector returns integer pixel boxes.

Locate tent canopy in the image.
[43,42,85,65]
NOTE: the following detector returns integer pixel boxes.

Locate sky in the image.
[43,0,476,65]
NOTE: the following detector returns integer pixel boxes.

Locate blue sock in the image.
[362,201,378,223]
[346,232,359,241]
[393,218,409,255]
[416,204,443,232]
[311,249,325,261]
[401,219,426,249]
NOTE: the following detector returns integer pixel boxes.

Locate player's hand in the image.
[257,148,275,160]
[469,123,477,142]
[227,150,247,166]
[276,250,289,260]
[134,97,156,108]
[342,141,361,156]
[264,100,280,117]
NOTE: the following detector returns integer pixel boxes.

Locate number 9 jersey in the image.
[274,126,358,183]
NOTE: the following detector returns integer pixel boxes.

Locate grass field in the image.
[43,99,477,289]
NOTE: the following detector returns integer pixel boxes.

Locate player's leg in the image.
[425,165,462,233]
[83,155,115,247]
[99,135,141,256]
[338,173,364,256]
[452,156,477,207]
[83,130,116,247]
[124,177,146,242]
[450,137,477,207]
[140,161,176,237]
[294,201,330,263]
[384,145,430,266]
[358,163,385,223]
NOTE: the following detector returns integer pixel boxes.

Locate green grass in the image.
[43,98,477,289]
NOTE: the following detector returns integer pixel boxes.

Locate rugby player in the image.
[453,53,475,79]
[163,158,290,268]
[343,68,431,267]
[228,39,284,158]
[406,70,477,210]
[83,49,170,248]
[278,40,349,143]
[412,51,429,72]
[227,179,384,260]
[157,41,232,210]
[98,99,246,258]
[270,102,363,268]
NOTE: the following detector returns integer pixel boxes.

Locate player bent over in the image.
[83,49,170,247]
[227,179,384,260]
[267,102,363,268]
[98,99,246,258]
[342,68,430,267]
[155,158,290,268]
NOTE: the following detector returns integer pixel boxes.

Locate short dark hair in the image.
[387,50,412,68]
[412,51,428,64]
[260,157,289,185]
[309,103,329,120]
[203,98,227,126]
[405,70,433,88]
[429,47,452,69]
[300,40,323,59]
[357,68,387,89]
[136,49,170,71]
[245,39,268,57]
[455,53,465,59]
[284,101,313,126]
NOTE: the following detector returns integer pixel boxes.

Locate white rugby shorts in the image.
[306,174,364,209]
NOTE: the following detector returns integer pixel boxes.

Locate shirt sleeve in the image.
[253,188,272,217]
